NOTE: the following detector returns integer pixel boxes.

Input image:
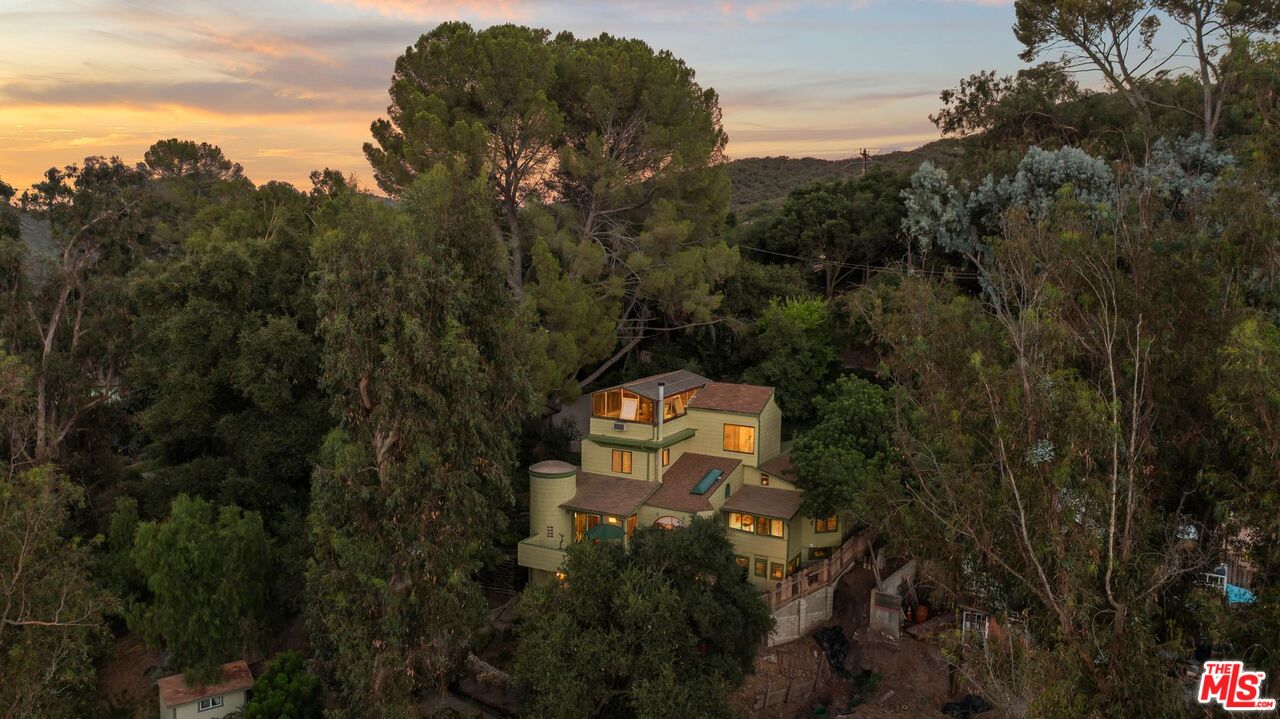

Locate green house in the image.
[517,370,848,588]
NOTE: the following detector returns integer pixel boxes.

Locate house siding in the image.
[757,397,782,462]
[683,409,761,466]
[165,690,248,719]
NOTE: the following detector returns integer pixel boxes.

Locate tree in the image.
[513,518,772,718]
[742,297,838,425]
[365,22,561,299]
[242,651,323,719]
[0,464,114,718]
[1013,0,1280,137]
[366,24,736,400]
[857,144,1274,711]
[130,495,273,684]
[791,375,897,519]
[16,157,150,463]
[306,165,536,716]
[128,179,326,518]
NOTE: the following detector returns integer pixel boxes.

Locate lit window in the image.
[723,424,755,453]
[809,546,832,561]
[626,515,637,537]
[728,512,783,538]
[735,555,750,570]
[662,448,670,466]
[573,512,602,542]
[815,516,838,533]
[760,475,769,486]
[756,517,783,538]
[611,449,632,474]
[606,516,620,525]
[728,511,755,533]
[769,562,784,581]
[754,557,768,577]
[197,696,225,712]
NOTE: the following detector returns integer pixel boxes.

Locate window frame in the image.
[197,696,225,712]
[815,515,838,533]
[722,423,756,454]
[727,511,783,538]
[662,447,670,466]
[769,562,785,581]
[753,557,768,577]
[611,449,633,474]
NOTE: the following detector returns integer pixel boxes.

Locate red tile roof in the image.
[647,453,741,513]
[560,472,657,517]
[721,485,805,519]
[157,660,253,708]
[687,382,773,414]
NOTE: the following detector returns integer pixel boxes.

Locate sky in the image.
[0,0,1028,191]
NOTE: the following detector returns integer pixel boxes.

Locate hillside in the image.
[725,138,965,212]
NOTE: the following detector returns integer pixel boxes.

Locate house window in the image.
[573,512,602,542]
[197,696,225,712]
[662,448,670,466]
[592,389,654,423]
[787,554,800,575]
[754,557,768,577]
[654,515,685,530]
[606,516,620,525]
[611,449,632,474]
[815,515,838,533]
[809,546,832,561]
[769,562,785,581]
[626,514,637,537]
[735,555,750,570]
[724,484,731,499]
[727,512,783,538]
[723,424,755,454]
[962,610,990,641]
[760,475,769,486]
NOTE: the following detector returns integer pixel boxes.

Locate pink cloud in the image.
[320,0,530,22]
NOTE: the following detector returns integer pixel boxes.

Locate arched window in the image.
[654,515,686,530]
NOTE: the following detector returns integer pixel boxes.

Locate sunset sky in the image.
[0,0,1026,191]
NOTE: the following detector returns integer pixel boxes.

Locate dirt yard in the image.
[98,634,164,718]
[728,567,961,719]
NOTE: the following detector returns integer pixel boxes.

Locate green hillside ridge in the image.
[724,138,964,212]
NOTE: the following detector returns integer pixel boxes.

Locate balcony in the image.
[517,536,567,573]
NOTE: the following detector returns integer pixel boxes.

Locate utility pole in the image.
[857,147,878,176]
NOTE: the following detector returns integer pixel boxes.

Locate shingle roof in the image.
[602,369,711,400]
[646,453,741,513]
[759,452,797,483]
[720,485,805,519]
[687,382,773,414]
[560,472,656,517]
[157,660,253,708]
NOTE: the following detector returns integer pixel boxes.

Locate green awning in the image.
[585,523,625,542]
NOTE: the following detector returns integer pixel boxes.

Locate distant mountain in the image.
[724,139,965,213]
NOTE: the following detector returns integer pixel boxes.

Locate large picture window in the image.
[611,449,633,474]
[727,511,783,538]
[573,512,602,542]
[722,424,755,453]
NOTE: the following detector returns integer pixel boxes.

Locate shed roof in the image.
[646,453,741,513]
[687,382,773,415]
[560,472,656,517]
[600,369,711,400]
[157,660,253,708]
[759,452,797,484]
[720,485,805,519]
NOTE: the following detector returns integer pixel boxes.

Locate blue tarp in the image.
[1226,584,1256,605]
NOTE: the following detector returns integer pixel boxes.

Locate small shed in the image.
[156,660,253,719]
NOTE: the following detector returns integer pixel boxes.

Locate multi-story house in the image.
[517,369,847,589]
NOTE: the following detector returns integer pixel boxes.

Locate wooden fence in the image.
[752,677,818,711]
[761,529,873,613]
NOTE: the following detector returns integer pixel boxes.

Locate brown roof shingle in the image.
[759,453,797,483]
[647,453,741,513]
[157,660,253,708]
[560,472,656,517]
[721,485,805,519]
[687,382,773,415]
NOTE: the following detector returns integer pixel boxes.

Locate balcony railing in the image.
[761,529,873,613]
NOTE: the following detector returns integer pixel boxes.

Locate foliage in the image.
[242,651,323,719]
[742,297,838,425]
[0,463,114,718]
[130,494,273,684]
[306,165,537,717]
[513,518,772,718]
[792,375,897,519]
[366,23,737,400]
[128,180,326,518]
